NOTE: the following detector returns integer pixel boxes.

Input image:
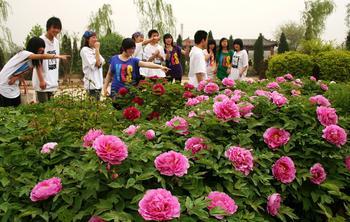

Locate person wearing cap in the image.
[32,17,62,103]
[80,31,105,101]
[132,31,160,60]
[228,38,249,80]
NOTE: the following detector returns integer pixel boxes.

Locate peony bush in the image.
[0,75,349,221]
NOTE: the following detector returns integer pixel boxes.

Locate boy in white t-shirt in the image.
[139,29,166,78]
[189,30,208,87]
[132,32,160,61]
[32,17,62,103]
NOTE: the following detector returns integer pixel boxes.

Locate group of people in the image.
[0,16,249,107]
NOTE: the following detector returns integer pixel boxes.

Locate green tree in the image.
[0,46,5,69]
[176,34,186,75]
[59,34,72,78]
[88,4,114,36]
[278,32,289,54]
[99,32,123,75]
[208,30,214,40]
[298,39,334,55]
[346,3,350,29]
[0,0,15,54]
[134,0,176,37]
[303,0,335,40]
[228,35,234,50]
[253,33,264,78]
[71,36,81,75]
[24,24,44,46]
[274,21,305,50]
[346,31,350,51]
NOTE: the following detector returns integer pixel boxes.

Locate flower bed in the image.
[0,76,349,221]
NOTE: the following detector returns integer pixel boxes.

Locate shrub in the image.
[313,50,350,82]
[0,76,349,221]
[267,52,313,78]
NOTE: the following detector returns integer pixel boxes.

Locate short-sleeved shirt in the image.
[165,45,183,77]
[0,50,33,98]
[140,44,166,77]
[80,47,105,90]
[216,50,234,80]
[232,50,249,76]
[189,46,207,87]
[109,55,140,93]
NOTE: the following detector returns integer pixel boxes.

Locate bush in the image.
[99,32,123,75]
[0,77,349,221]
[313,50,350,82]
[267,52,313,78]
[298,39,335,55]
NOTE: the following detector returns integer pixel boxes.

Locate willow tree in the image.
[0,0,15,53]
[88,4,114,36]
[303,0,335,40]
[346,3,350,29]
[24,24,44,46]
[134,0,176,36]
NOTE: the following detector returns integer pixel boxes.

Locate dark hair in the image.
[207,39,217,60]
[26,37,45,67]
[233,38,244,51]
[132,32,143,41]
[121,38,136,53]
[83,32,97,48]
[218,38,229,53]
[163,33,174,46]
[46,17,62,31]
[194,30,207,44]
[148,29,159,39]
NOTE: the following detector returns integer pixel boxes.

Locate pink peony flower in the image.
[138,188,180,221]
[93,135,128,165]
[284,73,294,80]
[214,94,229,103]
[244,78,256,84]
[224,89,233,96]
[83,129,104,148]
[276,77,286,83]
[309,95,331,107]
[291,90,301,97]
[322,125,347,147]
[145,129,156,141]
[183,91,194,99]
[263,127,290,150]
[154,151,190,177]
[196,95,209,102]
[123,125,140,136]
[310,163,327,185]
[267,193,281,216]
[316,106,338,126]
[225,146,254,176]
[204,82,220,95]
[272,156,296,184]
[310,76,317,81]
[184,83,195,90]
[213,99,241,122]
[345,156,350,171]
[255,90,271,98]
[269,91,288,107]
[207,191,238,219]
[238,102,254,118]
[185,137,207,154]
[30,177,62,202]
[267,82,280,89]
[222,78,235,87]
[88,216,106,222]
[197,80,207,91]
[166,116,189,135]
[320,83,329,91]
[188,111,197,118]
[41,142,58,154]
[186,98,200,106]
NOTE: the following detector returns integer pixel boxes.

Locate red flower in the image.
[183,91,195,99]
[123,106,141,121]
[132,97,144,106]
[118,87,128,96]
[147,111,160,121]
[152,83,166,96]
[184,83,195,91]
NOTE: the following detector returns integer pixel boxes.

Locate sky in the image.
[4,0,349,47]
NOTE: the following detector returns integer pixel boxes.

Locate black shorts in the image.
[0,94,21,107]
